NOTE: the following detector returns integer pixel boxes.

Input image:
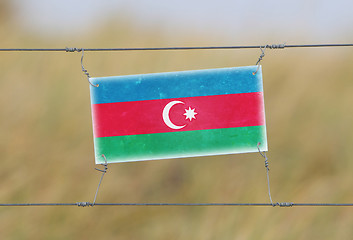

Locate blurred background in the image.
[1,0,353,239]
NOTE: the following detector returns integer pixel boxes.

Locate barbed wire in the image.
[0,202,353,207]
[0,43,352,52]
[1,42,353,208]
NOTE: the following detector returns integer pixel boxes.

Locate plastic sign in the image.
[90,66,267,164]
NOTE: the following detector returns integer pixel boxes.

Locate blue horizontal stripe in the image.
[90,65,262,104]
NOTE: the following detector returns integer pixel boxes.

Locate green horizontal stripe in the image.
[94,126,267,163]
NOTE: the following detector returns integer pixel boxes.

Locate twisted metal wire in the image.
[93,154,108,206]
[257,143,274,205]
[0,202,352,207]
[80,49,98,87]
[0,43,352,52]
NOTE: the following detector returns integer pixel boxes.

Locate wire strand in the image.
[0,43,353,52]
[0,202,353,207]
[93,154,108,205]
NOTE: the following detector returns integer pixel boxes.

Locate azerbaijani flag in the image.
[90,65,267,164]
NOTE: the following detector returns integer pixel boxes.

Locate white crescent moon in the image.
[162,101,186,130]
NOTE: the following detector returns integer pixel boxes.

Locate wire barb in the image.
[266,43,286,49]
[76,202,92,207]
[65,47,82,53]
[257,142,274,205]
[92,154,108,206]
[276,202,294,207]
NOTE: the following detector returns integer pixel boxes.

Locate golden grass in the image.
[1,21,353,239]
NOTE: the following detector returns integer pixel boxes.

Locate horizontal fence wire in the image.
[1,202,353,207]
[0,43,353,52]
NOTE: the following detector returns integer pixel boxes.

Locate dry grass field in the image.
[1,11,353,239]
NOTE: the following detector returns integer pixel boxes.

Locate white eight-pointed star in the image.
[184,107,197,121]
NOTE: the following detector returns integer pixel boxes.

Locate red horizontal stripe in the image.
[92,93,265,138]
